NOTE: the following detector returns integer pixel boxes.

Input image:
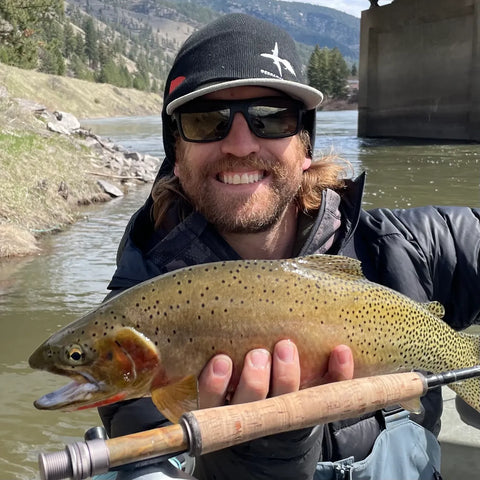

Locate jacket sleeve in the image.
[360,206,480,330]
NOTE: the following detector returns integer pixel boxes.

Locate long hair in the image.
[151,131,349,229]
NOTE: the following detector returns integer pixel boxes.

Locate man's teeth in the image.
[219,172,265,185]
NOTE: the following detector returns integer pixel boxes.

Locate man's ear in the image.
[302,156,312,171]
[173,164,179,176]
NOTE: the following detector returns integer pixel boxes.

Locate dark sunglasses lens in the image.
[177,99,302,142]
[179,109,230,141]
[248,104,300,138]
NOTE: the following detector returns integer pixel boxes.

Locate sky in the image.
[284,0,391,18]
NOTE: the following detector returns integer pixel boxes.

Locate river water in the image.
[1,110,479,479]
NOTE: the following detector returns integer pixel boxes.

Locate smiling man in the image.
[99,12,480,480]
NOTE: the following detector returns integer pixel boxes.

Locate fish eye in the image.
[65,345,85,364]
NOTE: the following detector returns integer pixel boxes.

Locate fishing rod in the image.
[37,365,480,480]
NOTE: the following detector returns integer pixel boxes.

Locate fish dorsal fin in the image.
[294,254,364,279]
[151,375,198,424]
[422,301,445,319]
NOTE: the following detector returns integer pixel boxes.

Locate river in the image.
[0,110,479,479]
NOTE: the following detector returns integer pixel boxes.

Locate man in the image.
[100,13,480,480]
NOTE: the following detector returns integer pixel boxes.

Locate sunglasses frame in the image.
[173,96,306,143]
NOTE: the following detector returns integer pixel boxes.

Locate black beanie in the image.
[159,13,322,176]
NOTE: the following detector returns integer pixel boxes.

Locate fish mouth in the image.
[33,371,123,411]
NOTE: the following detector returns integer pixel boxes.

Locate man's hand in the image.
[198,341,354,409]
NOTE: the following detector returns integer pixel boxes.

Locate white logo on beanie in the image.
[261,42,296,78]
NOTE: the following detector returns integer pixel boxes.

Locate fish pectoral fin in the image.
[151,375,199,423]
[399,396,424,415]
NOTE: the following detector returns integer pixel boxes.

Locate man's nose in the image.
[220,113,261,156]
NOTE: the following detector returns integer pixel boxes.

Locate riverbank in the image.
[0,63,164,259]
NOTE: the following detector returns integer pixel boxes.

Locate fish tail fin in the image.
[448,332,480,413]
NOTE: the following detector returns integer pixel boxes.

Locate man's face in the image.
[173,86,311,234]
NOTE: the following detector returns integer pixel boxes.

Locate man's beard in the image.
[175,149,305,234]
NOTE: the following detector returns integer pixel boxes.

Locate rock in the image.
[47,121,71,135]
[47,111,81,135]
[15,98,47,114]
[97,180,124,197]
[58,181,69,200]
[54,111,81,130]
[125,151,142,161]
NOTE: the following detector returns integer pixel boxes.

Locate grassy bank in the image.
[0,63,163,258]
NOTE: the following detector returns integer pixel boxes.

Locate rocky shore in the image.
[44,106,162,184]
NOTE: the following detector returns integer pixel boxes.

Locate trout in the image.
[29,255,480,423]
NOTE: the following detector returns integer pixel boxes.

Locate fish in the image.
[29,254,480,423]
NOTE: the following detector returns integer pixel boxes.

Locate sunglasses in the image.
[173,97,305,143]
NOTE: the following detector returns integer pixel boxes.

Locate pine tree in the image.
[0,0,63,69]
[307,46,322,91]
[63,22,76,59]
[83,17,98,68]
[328,48,349,99]
[307,45,349,100]
[74,32,86,60]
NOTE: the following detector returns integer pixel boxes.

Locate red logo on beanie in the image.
[169,76,186,93]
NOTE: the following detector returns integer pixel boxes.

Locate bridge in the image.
[358,0,480,141]
[358,1,480,476]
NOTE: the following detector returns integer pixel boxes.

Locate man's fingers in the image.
[230,349,271,404]
[322,344,354,383]
[198,354,233,409]
[198,342,352,410]
[270,340,300,396]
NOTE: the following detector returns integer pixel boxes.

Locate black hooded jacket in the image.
[99,173,480,479]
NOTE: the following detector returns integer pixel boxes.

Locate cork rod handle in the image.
[183,371,426,455]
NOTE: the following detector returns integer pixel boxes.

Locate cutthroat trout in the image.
[29,255,480,423]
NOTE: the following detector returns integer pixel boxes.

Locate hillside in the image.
[66,0,360,70]
[0,62,162,119]
[187,0,360,61]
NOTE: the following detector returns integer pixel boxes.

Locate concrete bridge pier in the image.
[358,0,480,141]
